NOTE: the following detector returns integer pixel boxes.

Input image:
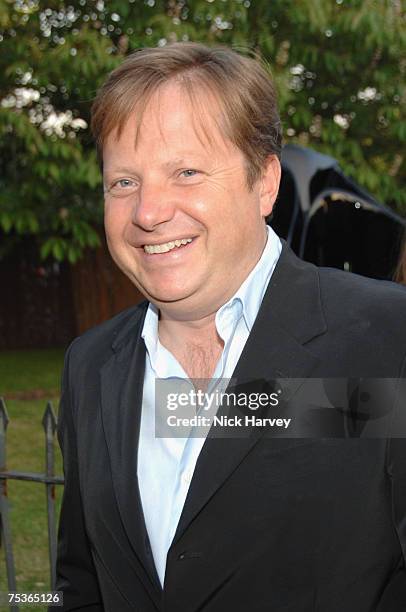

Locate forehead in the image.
[103,81,234,163]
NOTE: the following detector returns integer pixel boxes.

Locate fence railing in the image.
[0,397,64,612]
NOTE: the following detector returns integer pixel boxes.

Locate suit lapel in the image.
[100,303,163,601]
[172,242,328,545]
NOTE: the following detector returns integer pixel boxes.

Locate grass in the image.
[0,349,64,394]
[0,350,64,612]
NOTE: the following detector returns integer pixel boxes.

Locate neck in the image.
[158,310,224,381]
[158,309,220,349]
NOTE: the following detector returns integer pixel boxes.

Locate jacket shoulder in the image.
[316,266,406,369]
[318,265,406,323]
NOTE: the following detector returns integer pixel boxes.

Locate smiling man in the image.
[52,43,406,612]
[101,77,279,379]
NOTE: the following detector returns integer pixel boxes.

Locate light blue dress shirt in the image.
[137,224,282,586]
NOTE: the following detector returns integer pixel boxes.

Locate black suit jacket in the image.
[51,242,406,612]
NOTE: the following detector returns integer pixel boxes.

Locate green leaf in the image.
[40,240,53,260]
[67,245,80,264]
[0,212,13,233]
[52,240,65,262]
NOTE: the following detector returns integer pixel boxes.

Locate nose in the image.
[131,182,176,231]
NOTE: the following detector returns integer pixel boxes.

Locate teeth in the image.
[144,237,193,254]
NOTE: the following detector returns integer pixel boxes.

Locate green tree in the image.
[0,0,405,262]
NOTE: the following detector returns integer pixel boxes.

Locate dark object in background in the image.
[270,144,406,280]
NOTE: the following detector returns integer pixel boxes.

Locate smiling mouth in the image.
[143,237,194,254]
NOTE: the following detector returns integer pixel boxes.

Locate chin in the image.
[136,273,199,303]
[146,289,193,305]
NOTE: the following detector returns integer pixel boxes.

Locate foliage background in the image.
[0,0,405,263]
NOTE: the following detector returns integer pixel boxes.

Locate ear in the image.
[259,155,282,217]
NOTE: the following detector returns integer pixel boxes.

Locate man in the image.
[52,43,406,611]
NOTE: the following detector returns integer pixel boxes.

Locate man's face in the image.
[103,82,280,320]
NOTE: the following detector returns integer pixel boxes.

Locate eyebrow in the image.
[103,166,136,176]
[104,156,204,177]
[161,157,201,169]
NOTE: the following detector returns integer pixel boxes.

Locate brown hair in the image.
[90,42,282,189]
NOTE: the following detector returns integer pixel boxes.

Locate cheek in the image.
[191,191,235,229]
[104,201,129,236]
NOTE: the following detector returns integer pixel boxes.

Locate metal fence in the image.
[0,397,64,612]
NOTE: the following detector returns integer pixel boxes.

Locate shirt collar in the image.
[216,224,281,333]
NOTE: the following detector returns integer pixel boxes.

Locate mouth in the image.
[143,237,195,255]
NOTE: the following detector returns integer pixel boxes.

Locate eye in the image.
[116,178,134,188]
[113,178,136,189]
[105,177,138,197]
[179,169,199,178]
